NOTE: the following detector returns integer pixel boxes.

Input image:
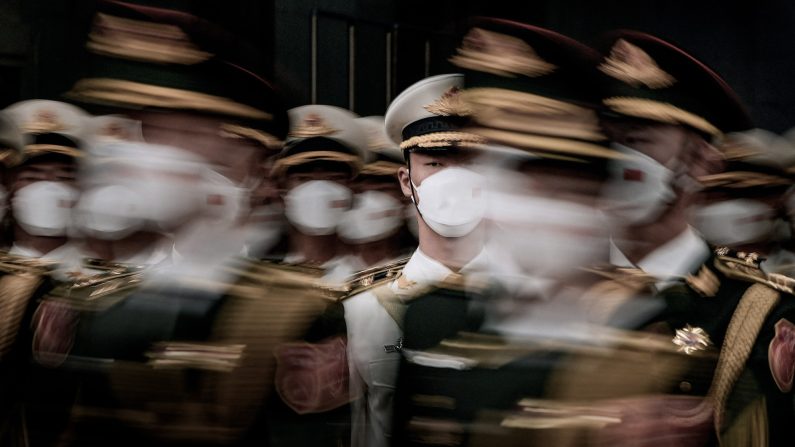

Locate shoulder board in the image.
[221,257,342,302]
[582,264,657,288]
[713,246,766,280]
[713,246,795,294]
[48,263,145,310]
[338,256,410,299]
[0,251,56,275]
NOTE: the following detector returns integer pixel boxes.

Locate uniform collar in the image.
[610,226,709,286]
[395,247,489,291]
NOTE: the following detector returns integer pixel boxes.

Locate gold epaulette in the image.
[47,261,145,311]
[338,257,410,299]
[222,257,342,302]
[0,252,57,275]
[713,246,795,295]
[582,264,657,289]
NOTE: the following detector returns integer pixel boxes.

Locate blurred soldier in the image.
[386,19,641,446]
[20,2,338,447]
[343,73,489,447]
[3,100,89,265]
[596,31,752,286]
[70,114,179,268]
[273,104,365,283]
[691,129,795,275]
[338,116,414,270]
[594,31,795,445]
[0,112,47,447]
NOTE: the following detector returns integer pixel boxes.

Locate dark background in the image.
[1,0,792,132]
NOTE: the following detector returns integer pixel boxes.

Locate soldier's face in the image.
[282,161,352,191]
[354,175,405,203]
[12,158,76,192]
[397,149,480,199]
[132,111,265,185]
[602,120,691,166]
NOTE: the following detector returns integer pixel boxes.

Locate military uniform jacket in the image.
[657,247,795,446]
[343,248,489,447]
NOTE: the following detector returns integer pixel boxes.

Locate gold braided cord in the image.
[706,284,779,438]
[271,150,362,178]
[698,171,792,189]
[604,97,721,137]
[24,145,83,158]
[465,126,622,160]
[68,78,273,121]
[462,88,605,142]
[218,123,282,151]
[0,274,44,360]
[399,131,487,150]
[360,160,401,177]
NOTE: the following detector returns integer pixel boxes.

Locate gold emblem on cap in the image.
[24,109,66,134]
[598,39,676,89]
[424,86,472,117]
[673,325,713,355]
[450,28,557,78]
[289,113,339,138]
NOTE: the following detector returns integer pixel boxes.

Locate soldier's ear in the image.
[397,166,413,199]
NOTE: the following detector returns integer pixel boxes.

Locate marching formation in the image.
[0,2,793,447]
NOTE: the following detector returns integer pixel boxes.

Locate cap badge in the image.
[450,28,557,78]
[24,109,66,134]
[673,324,713,355]
[599,39,676,89]
[424,86,472,117]
[289,113,338,138]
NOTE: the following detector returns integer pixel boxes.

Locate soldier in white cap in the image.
[336,116,413,271]
[342,73,489,447]
[3,99,89,264]
[273,104,366,282]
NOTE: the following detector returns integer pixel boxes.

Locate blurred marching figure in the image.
[13,2,346,446]
[691,129,795,275]
[71,114,180,268]
[0,112,43,447]
[339,116,415,270]
[343,73,490,447]
[596,30,753,287]
[3,100,89,267]
[593,31,795,446]
[274,104,365,284]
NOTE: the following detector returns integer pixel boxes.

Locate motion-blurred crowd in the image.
[0,2,793,447]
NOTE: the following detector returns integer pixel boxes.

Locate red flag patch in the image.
[769,318,795,392]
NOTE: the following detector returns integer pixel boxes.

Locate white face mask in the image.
[692,199,777,246]
[488,193,607,279]
[284,180,352,236]
[74,185,145,240]
[412,166,486,238]
[601,143,678,225]
[135,168,203,231]
[244,202,285,256]
[338,191,404,244]
[203,169,252,225]
[12,181,78,237]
